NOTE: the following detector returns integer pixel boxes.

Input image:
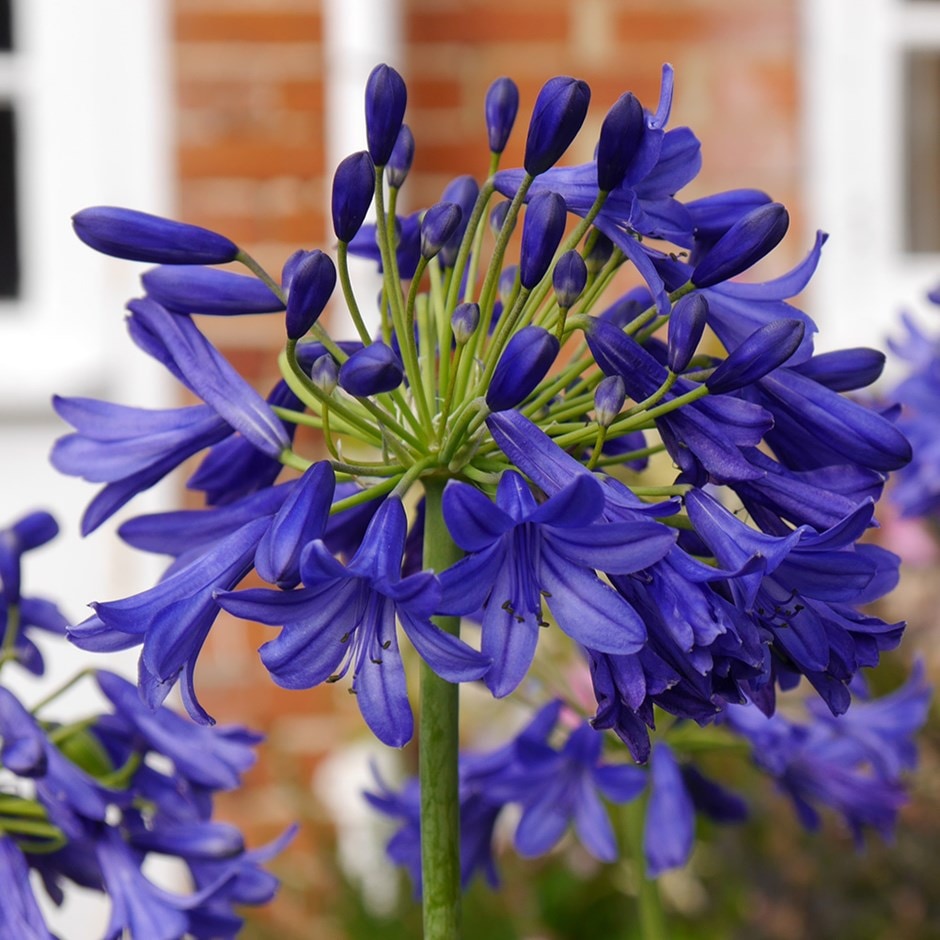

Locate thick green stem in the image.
[419,478,463,940]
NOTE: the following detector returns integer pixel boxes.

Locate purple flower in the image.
[51,397,231,535]
[596,92,646,192]
[420,202,463,261]
[216,498,490,747]
[0,836,54,939]
[71,517,272,723]
[667,293,708,373]
[552,249,587,309]
[439,471,675,696]
[704,318,805,394]
[72,206,239,265]
[643,742,695,876]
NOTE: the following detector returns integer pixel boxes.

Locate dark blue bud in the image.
[310,353,339,394]
[594,375,626,427]
[486,325,560,411]
[339,342,404,396]
[387,124,415,189]
[72,206,238,265]
[691,202,789,288]
[365,64,408,166]
[596,92,645,192]
[485,77,520,154]
[489,199,511,234]
[295,339,362,371]
[420,202,463,260]
[793,347,885,392]
[0,511,58,605]
[524,76,591,177]
[286,250,337,339]
[706,318,805,394]
[451,302,480,345]
[332,151,376,243]
[584,231,614,273]
[141,265,284,316]
[281,249,306,289]
[552,250,587,308]
[439,175,479,267]
[667,294,708,373]
[520,191,568,289]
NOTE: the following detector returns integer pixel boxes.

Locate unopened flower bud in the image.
[365,64,408,166]
[524,76,591,177]
[520,191,567,289]
[72,207,239,265]
[286,250,337,339]
[594,375,626,427]
[142,266,284,316]
[332,151,376,243]
[794,347,884,392]
[311,353,339,396]
[439,176,479,268]
[387,124,415,189]
[485,77,520,154]
[706,319,805,394]
[339,342,404,396]
[597,92,645,192]
[667,294,708,373]
[691,202,789,288]
[420,202,463,260]
[486,326,560,411]
[451,302,480,345]
[489,200,511,235]
[552,250,587,309]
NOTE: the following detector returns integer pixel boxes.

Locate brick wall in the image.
[172,2,802,934]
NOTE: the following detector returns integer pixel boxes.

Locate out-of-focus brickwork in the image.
[171,2,802,934]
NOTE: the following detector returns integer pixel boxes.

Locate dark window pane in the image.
[0,0,11,52]
[0,105,18,298]
[904,51,940,253]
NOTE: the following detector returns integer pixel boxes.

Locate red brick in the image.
[180,140,324,178]
[407,9,569,43]
[176,11,322,42]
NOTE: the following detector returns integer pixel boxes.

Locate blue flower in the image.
[643,742,695,876]
[216,498,490,747]
[0,836,54,939]
[438,471,675,696]
[142,264,284,316]
[71,517,272,723]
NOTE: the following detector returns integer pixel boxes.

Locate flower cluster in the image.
[369,664,929,889]
[0,511,290,939]
[58,61,921,896]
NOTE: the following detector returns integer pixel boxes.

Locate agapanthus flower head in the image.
[58,62,922,912]
[72,206,239,265]
[365,63,408,166]
[524,76,591,176]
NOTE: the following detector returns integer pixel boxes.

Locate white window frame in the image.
[803,0,940,364]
